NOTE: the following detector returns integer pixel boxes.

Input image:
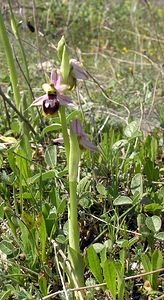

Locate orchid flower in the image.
[72,118,97,152]
[32,70,76,116]
[66,59,88,90]
[70,59,88,81]
[54,119,98,152]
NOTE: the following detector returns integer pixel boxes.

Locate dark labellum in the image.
[43,95,60,115]
[27,21,35,32]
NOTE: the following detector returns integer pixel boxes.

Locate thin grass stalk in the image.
[0,10,21,110]
[8,0,34,113]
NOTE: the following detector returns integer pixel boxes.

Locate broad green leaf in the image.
[87,245,103,283]
[131,173,143,196]
[141,254,151,282]
[56,234,67,244]
[79,195,93,208]
[45,145,57,168]
[96,183,107,196]
[0,290,12,300]
[22,211,35,229]
[77,175,91,195]
[145,216,161,233]
[113,196,132,206]
[42,123,62,135]
[0,203,4,219]
[92,243,105,253]
[57,198,67,216]
[112,139,128,151]
[66,110,79,123]
[115,261,125,300]
[68,246,84,286]
[0,143,7,151]
[56,168,68,178]
[37,214,47,262]
[152,250,163,290]
[4,207,17,237]
[16,147,29,180]
[7,148,18,174]
[144,203,162,214]
[0,240,15,255]
[28,170,56,184]
[144,158,159,182]
[0,135,17,144]
[103,259,116,300]
[155,232,164,241]
[38,274,47,296]
[124,121,139,138]
[117,239,129,247]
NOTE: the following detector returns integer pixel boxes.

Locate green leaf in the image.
[0,290,12,300]
[113,196,132,206]
[87,245,103,283]
[28,170,56,184]
[22,211,35,229]
[131,173,143,197]
[0,143,7,151]
[96,183,107,196]
[141,254,151,282]
[61,45,70,83]
[77,175,91,195]
[66,110,79,123]
[0,240,16,255]
[152,250,163,290]
[79,195,93,208]
[117,239,129,248]
[144,158,159,182]
[16,147,29,180]
[0,203,4,219]
[38,274,47,296]
[37,214,47,262]
[56,234,67,244]
[103,259,116,300]
[155,232,164,241]
[145,216,161,233]
[112,139,128,151]
[42,123,62,135]
[68,247,84,287]
[115,261,125,300]
[144,203,162,214]
[92,243,105,253]
[45,145,57,168]
[124,121,139,138]
[57,198,67,216]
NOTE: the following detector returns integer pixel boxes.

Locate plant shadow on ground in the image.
[0,0,163,299]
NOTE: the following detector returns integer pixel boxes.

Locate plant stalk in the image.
[0,10,21,110]
[59,106,70,164]
[68,126,84,292]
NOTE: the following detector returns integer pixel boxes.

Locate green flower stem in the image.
[0,10,21,110]
[59,106,70,164]
[68,126,84,290]
[69,180,80,252]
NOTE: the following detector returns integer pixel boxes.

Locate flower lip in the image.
[43,98,60,115]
